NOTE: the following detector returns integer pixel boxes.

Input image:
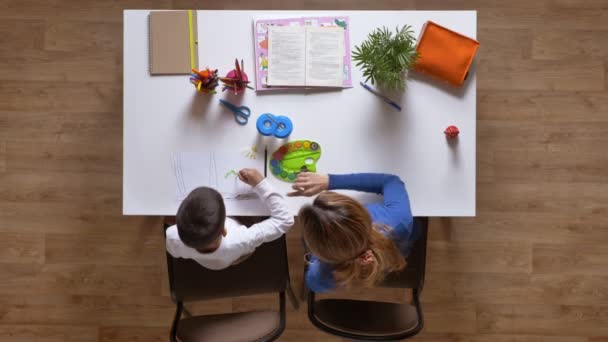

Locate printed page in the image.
[267,26,306,86]
[305,27,344,87]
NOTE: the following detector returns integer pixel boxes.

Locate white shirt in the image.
[165,179,294,270]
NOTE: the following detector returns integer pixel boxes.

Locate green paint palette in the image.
[269,140,321,182]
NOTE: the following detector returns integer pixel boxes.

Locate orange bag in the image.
[415,21,479,87]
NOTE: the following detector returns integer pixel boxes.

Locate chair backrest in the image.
[379,217,428,290]
[166,234,289,302]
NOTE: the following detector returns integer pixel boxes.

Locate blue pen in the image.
[359,81,402,111]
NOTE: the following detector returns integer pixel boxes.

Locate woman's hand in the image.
[287,172,329,197]
[238,168,264,187]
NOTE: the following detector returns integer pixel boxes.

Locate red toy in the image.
[444,125,459,138]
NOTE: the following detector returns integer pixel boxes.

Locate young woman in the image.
[288,172,416,293]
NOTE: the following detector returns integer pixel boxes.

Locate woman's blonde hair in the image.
[298,191,406,288]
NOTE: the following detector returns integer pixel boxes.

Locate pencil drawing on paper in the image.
[225,169,238,178]
[171,151,261,202]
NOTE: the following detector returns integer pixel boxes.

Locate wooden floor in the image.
[1,0,607,340]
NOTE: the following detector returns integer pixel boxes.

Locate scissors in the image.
[219,99,251,125]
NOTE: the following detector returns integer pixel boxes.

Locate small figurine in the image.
[189,68,219,94]
[444,125,459,138]
[220,59,254,94]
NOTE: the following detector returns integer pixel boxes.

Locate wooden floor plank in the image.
[478,59,605,91]
[99,327,167,342]
[413,333,587,342]
[0,264,161,296]
[476,182,608,215]
[0,111,122,144]
[417,0,546,10]
[0,0,57,21]
[0,202,158,235]
[45,233,162,266]
[549,0,608,9]
[0,295,181,327]
[478,90,608,122]
[413,332,588,342]
[0,50,119,83]
[427,241,532,274]
[605,61,608,91]
[0,232,44,264]
[478,6,608,30]
[0,81,120,113]
[0,19,44,53]
[277,329,341,341]
[533,243,608,275]
[477,304,608,336]
[425,272,608,305]
[44,20,122,52]
[0,140,6,173]
[533,30,608,59]
[478,29,532,60]
[423,302,477,334]
[481,120,608,149]
[0,325,98,342]
[0,0,172,22]
[492,149,608,183]
[449,212,608,244]
[0,172,121,207]
[5,140,121,174]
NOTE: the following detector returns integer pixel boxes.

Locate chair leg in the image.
[300,279,308,301]
[286,280,300,310]
[170,302,183,342]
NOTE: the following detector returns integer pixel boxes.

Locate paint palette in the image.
[269,140,321,182]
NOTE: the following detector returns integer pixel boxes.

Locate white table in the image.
[123,10,477,217]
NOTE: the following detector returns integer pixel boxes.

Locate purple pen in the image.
[359,81,402,111]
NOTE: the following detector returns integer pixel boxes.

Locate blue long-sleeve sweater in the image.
[305,173,415,293]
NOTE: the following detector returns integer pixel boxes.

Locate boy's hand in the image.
[238,168,264,187]
[287,173,329,197]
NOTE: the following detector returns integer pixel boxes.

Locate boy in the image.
[165,168,294,270]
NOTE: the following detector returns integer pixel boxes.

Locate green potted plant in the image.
[353,25,419,91]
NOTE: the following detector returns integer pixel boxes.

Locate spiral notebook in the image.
[149,10,198,75]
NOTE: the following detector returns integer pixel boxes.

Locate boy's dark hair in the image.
[176,187,226,249]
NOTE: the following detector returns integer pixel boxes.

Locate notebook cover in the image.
[149,11,198,75]
[414,21,479,87]
[253,16,352,91]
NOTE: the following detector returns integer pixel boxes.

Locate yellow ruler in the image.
[187,10,196,70]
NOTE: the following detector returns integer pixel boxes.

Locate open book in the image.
[267,26,345,87]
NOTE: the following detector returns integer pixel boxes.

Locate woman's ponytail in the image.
[299,191,406,288]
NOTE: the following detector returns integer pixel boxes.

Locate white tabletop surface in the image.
[123,10,477,217]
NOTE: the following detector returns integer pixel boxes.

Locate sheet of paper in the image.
[171,149,264,202]
[267,26,306,86]
[305,27,344,87]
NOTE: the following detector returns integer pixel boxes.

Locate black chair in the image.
[305,217,429,340]
[164,223,298,342]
